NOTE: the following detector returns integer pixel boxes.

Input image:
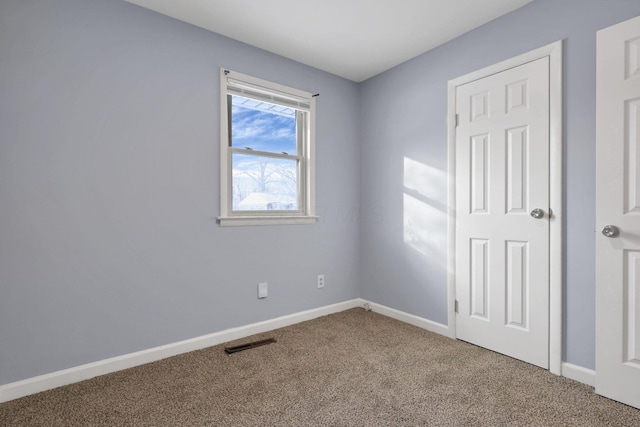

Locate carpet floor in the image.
[1,308,639,426]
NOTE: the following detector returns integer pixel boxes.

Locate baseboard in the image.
[0,299,365,403]
[562,362,595,387]
[366,303,595,387]
[1,299,450,403]
[0,296,601,405]
[365,301,449,337]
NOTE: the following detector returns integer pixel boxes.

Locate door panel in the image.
[625,250,640,365]
[596,14,640,410]
[455,57,550,368]
[470,238,489,319]
[626,99,640,213]
[506,126,528,214]
[471,134,489,213]
[506,240,527,329]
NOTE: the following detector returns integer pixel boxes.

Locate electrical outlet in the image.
[258,282,268,299]
[317,274,325,289]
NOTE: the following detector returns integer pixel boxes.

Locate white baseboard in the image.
[0,299,365,403]
[562,362,596,387]
[367,303,596,387]
[3,299,594,403]
[365,301,450,337]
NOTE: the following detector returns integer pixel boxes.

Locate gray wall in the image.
[360,0,640,370]
[0,0,361,385]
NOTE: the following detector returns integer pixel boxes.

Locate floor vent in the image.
[224,338,277,354]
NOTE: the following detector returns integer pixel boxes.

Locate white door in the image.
[455,57,550,368]
[595,14,640,410]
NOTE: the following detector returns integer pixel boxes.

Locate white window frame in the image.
[218,69,317,226]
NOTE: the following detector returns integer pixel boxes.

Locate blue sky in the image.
[231,95,297,154]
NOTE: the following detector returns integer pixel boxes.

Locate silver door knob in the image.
[530,208,544,219]
[602,225,619,237]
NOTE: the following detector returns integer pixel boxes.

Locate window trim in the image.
[218,69,317,226]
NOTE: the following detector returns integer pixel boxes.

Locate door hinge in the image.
[455,300,459,313]
[455,114,459,127]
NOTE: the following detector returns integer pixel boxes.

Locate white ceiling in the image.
[123,0,534,82]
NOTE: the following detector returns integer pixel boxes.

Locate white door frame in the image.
[447,40,563,375]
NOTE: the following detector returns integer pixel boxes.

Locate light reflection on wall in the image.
[403,157,448,264]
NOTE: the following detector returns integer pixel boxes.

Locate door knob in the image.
[602,225,619,237]
[530,208,545,219]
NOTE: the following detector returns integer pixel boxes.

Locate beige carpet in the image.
[1,308,639,426]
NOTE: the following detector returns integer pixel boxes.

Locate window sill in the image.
[217,216,319,227]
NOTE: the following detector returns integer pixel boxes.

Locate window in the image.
[218,69,317,226]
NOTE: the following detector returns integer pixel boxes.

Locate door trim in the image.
[446,40,563,375]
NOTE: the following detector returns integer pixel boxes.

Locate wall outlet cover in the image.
[258,282,268,299]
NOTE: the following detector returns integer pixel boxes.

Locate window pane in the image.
[231,95,297,155]
[232,153,299,211]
